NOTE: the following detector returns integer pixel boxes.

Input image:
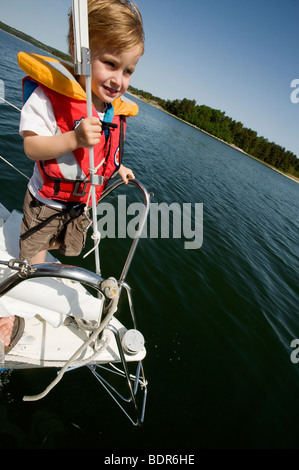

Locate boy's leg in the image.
[20,190,65,262]
[29,239,60,265]
[29,249,47,265]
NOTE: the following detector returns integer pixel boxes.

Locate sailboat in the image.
[0,0,149,426]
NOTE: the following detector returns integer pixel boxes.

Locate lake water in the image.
[0,29,299,450]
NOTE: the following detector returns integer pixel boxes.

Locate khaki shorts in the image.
[19,189,89,260]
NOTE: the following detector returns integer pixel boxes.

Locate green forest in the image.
[129,86,299,179]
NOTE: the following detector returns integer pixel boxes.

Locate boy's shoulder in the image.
[113,95,138,117]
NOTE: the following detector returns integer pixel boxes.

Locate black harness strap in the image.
[20,202,85,241]
[119,117,124,166]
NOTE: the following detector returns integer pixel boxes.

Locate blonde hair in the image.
[68,0,144,56]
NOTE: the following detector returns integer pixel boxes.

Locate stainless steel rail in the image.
[0,262,104,297]
[99,178,151,283]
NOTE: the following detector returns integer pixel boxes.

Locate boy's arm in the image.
[23,117,102,161]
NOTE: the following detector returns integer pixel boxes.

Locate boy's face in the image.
[90,45,142,111]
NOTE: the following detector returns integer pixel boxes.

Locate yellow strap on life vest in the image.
[18,52,86,101]
[112,95,139,117]
[17,52,138,117]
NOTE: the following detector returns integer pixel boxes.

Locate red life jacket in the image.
[18,52,138,205]
[33,79,125,203]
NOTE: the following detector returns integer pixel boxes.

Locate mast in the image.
[72,0,101,275]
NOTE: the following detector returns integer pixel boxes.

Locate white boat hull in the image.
[4,315,146,369]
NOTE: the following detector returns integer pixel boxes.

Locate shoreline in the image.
[0,24,70,62]
[128,92,299,185]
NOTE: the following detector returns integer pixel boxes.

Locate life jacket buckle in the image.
[73,181,88,197]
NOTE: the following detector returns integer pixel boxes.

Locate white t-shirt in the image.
[19,86,105,208]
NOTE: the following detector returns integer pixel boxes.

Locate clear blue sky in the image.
[1,0,298,157]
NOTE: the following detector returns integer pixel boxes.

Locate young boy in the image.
[0,0,144,351]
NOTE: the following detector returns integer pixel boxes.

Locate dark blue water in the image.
[0,29,299,450]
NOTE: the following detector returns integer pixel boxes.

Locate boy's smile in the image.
[90,45,142,111]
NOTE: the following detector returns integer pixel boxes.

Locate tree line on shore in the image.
[129,86,299,178]
[0,21,71,62]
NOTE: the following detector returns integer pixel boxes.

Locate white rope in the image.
[92,158,105,173]
[0,154,30,180]
[83,230,101,259]
[83,159,105,260]
[0,95,21,112]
